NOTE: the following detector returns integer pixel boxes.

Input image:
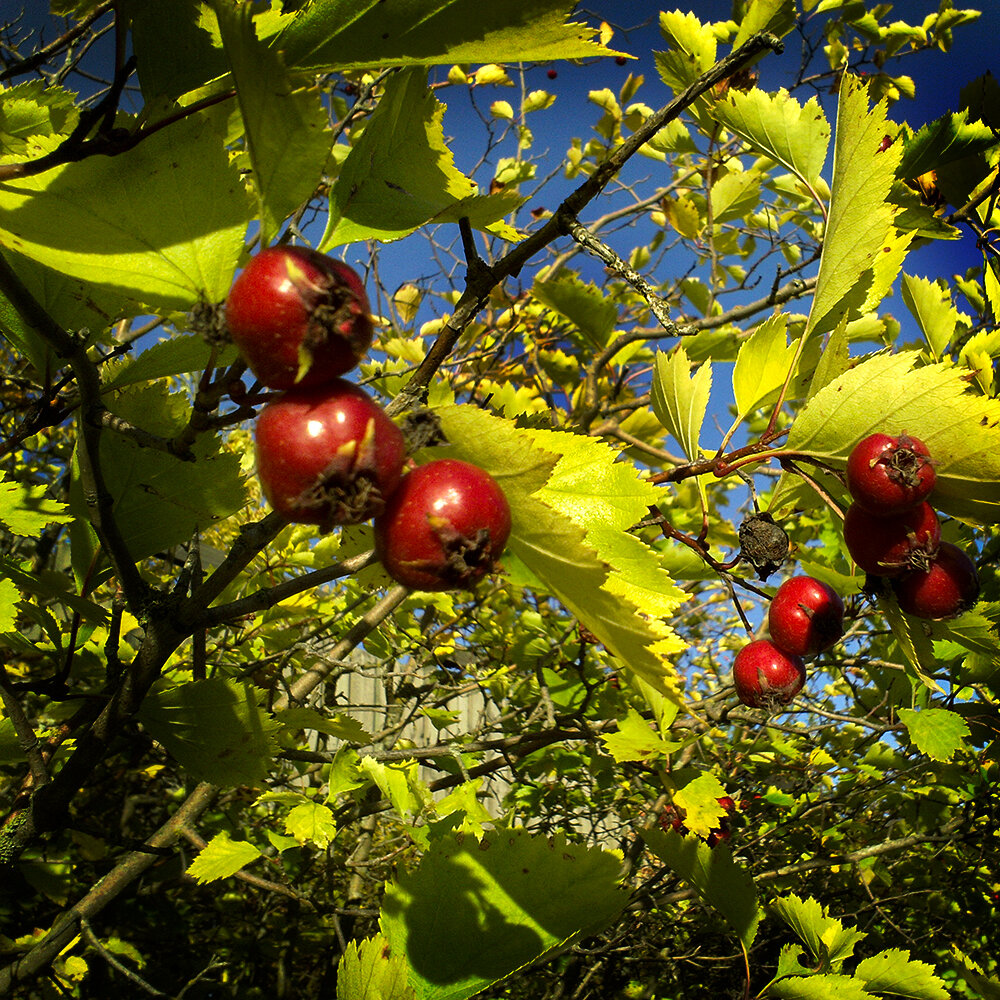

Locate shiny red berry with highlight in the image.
[254,379,406,529]
[226,246,373,390]
[892,541,980,620]
[733,639,806,709]
[846,432,935,515]
[844,501,941,577]
[374,459,512,592]
[767,576,845,656]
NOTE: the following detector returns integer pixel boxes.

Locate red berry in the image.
[706,826,731,848]
[226,246,373,390]
[547,69,558,79]
[846,432,935,514]
[892,541,980,620]
[374,459,512,591]
[844,501,941,577]
[716,796,736,813]
[659,805,685,834]
[733,639,806,709]
[254,379,406,528]
[767,576,845,656]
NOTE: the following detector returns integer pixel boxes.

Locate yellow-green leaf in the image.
[186,831,262,884]
[711,88,829,187]
[898,708,970,762]
[807,75,906,336]
[776,351,1000,524]
[321,69,522,247]
[215,1,331,248]
[651,346,712,462]
[732,313,796,417]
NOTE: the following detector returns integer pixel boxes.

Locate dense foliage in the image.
[0,2,998,998]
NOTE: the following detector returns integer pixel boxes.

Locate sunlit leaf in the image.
[216,1,331,247]
[807,75,906,335]
[276,0,621,73]
[321,70,522,247]
[0,107,248,309]
[774,351,1000,523]
[380,829,625,1000]
[651,346,711,462]
[337,935,415,1000]
[186,831,262,885]
[642,825,759,949]
[711,88,829,187]
[898,708,970,762]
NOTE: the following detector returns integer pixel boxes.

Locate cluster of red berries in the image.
[733,575,844,710]
[731,431,981,712]
[224,246,512,591]
[843,432,979,620]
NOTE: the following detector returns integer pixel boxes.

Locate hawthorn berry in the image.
[767,575,845,656]
[733,639,806,709]
[846,432,935,515]
[843,501,941,577]
[374,458,512,591]
[226,246,373,390]
[892,541,980,620]
[254,379,406,529]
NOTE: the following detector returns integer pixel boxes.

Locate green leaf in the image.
[216,1,332,247]
[122,0,228,102]
[0,106,248,310]
[69,382,248,563]
[771,894,866,968]
[0,78,77,146]
[276,707,373,744]
[651,346,712,462]
[0,555,109,625]
[641,826,759,949]
[770,975,877,1000]
[531,275,618,349]
[101,336,237,391]
[732,314,796,417]
[806,317,850,401]
[899,110,1000,180]
[855,949,948,1000]
[185,831,262,885]
[772,351,1000,523]
[951,946,1000,1000]
[138,678,281,787]
[898,708,970,762]
[732,0,798,47]
[321,69,522,248]
[435,405,687,698]
[900,273,965,360]
[600,708,680,764]
[672,771,729,839]
[0,578,17,632]
[807,75,906,336]
[359,757,429,818]
[285,801,337,848]
[711,88,829,187]
[0,248,129,374]
[337,935,415,1000]
[655,11,717,96]
[710,169,761,224]
[0,472,72,537]
[380,829,626,1000]
[276,0,620,73]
